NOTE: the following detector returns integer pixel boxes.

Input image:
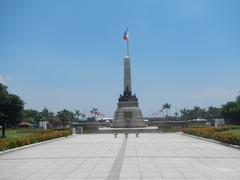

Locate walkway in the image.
[1,133,240,179]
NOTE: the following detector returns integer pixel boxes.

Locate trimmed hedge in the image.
[182,126,240,145]
[0,128,72,151]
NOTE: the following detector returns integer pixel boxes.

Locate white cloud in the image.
[0,75,11,84]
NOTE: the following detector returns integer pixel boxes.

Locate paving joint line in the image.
[2,155,240,160]
[107,137,127,180]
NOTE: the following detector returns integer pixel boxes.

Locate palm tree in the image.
[174,112,179,117]
[167,104,171,117]
[75,110,80,118]
[90,108,99,120]
[162,103,171,119]
[180,108,187,120]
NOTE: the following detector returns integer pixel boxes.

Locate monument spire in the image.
[123,28,131,93]
[124,56,132,93]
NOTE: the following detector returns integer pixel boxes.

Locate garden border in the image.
[0,134,74,155]
[182,132,240,150]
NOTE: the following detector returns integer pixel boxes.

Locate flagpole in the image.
[124,28,129,56]
[127,40,129,56]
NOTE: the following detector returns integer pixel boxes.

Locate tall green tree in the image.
[180,108,188,120]
[56,109,74,127]
[222,95,240,124]
[207,106,223,120]
[0,83,24,138]
[22,109,40,123]
[191,106,207,119]
[180,106,214,120]
[40,107,54,122]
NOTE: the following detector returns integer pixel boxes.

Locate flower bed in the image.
[182,126,240,145]
[0,128,72,151]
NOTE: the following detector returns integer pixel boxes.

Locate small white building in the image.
[214,119,225,127]
[96,117,113,123]
[39,121,49,129]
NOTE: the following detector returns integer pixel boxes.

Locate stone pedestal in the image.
[112,104,145,128]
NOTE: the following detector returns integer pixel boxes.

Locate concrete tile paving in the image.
[0,133,240,180]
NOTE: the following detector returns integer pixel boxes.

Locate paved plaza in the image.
[1,133,240,180]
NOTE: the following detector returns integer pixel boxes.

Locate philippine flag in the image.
[123,29,128,41]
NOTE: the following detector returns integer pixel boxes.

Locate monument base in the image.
[112,94,146,128]
[112,106,145,128]
[99,126,159,134]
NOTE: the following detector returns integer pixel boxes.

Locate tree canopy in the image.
[222,95,240,124]
[180,106,223,121]
[56,109,74,127]
[0,83,24,127]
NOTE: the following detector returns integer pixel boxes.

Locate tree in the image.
[80,113,86,121]
[40,107,54,121]
[0,83,24,138]
[74,110,80,119]
[22,109,40,123]
[180,107,209,120]
[174,112,179,118]
[56,109,74,127]
[162,103,171,118]
[74,110,87,122]
[180,108,188,120]
[90,108,99,121]
[207,106,223,120]
[222,95,240,124]
[191,106,207,119]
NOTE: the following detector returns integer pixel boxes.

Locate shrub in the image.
[0,128,72,151]
[182,126,240,145]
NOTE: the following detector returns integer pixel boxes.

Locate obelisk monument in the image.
[112,29,145,128]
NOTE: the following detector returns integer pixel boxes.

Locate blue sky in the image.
[1,0,240,117]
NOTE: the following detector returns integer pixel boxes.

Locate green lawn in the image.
[3,128,42,139]
[183,125,240,145]
[223,129,240,136]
